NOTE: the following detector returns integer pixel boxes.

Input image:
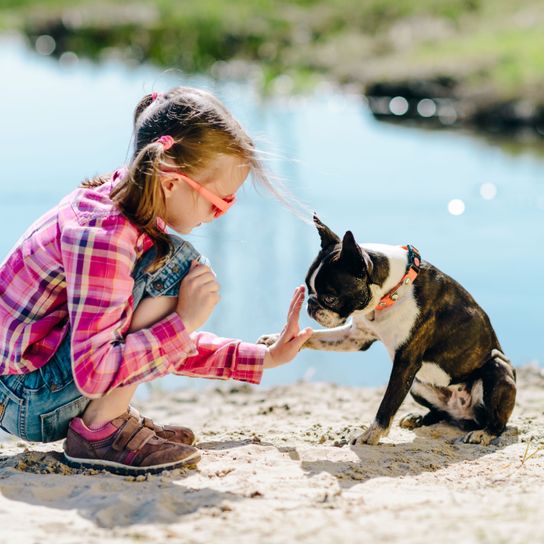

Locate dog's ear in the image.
[340,231,373,276]
[314,213,340,249]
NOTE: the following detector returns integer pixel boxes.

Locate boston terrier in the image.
[258,216,516,446]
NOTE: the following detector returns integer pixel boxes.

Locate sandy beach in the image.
[1,365,543,544]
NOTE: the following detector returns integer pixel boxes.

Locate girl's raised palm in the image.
[262,285,313,368]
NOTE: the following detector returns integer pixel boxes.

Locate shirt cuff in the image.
[231,341,267,384]
[148,312,198,359]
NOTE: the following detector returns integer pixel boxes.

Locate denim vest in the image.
[131,235,210,306]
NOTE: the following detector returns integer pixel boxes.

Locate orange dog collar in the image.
[375,245,421,311]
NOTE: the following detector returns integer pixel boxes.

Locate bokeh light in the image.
[417,98,436,118]
[448,199,465,215]
[59,51,79,67]
[480,182,497,200]
[389,96,409,116]
[35,35,56,56]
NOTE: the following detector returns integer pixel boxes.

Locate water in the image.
[1,34,543,392]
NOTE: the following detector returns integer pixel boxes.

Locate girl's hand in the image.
[176,261,220,333]
[263,285,313,369]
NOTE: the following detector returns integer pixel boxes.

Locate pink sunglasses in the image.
[161,168,236,218]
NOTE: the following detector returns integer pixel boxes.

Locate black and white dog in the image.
[259,216,516,446]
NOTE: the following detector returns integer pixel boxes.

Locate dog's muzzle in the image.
[307,296,346,328]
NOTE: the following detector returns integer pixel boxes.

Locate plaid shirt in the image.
[0,171,265,398]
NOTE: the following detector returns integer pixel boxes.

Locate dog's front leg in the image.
[257,323,377,351]
[352,352,420,446]
[304,324,377,352]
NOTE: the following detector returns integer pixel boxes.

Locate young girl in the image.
[0,86,313,476]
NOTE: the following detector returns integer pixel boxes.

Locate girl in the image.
[0,86,313,476]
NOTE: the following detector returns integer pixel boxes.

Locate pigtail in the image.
[110,141,173,273]
[80,175,110,188]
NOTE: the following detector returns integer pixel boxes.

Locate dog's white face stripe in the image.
[307,261,322,296]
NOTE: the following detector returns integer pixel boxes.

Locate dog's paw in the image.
[256,333,280,347]
[459,429,496,446]
[399,413,424,430]
[350,423,387,446]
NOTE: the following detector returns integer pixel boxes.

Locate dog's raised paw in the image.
[399,413,423,429]
[460,429,495,446]
[256,333,279,347]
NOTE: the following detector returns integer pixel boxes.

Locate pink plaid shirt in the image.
[0,172,265,398]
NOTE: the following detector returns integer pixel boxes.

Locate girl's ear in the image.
[159,175,177,200]
[314,213,340,249]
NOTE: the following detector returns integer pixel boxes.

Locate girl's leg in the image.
[81,296,177,428]
[63,292,198,474]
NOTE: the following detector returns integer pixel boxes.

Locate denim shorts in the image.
[0,234,206,443]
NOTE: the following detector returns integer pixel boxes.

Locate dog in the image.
[258,215,516,446]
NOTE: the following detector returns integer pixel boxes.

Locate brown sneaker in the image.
[63,412,200,476]
[129,406,197,446]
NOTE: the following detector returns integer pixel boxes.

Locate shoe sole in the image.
[62,450,201,477]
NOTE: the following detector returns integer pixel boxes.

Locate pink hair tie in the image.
[151,91,161,101]
[157,135,175,151]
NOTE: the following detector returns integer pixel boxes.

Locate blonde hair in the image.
[82,86,275,273]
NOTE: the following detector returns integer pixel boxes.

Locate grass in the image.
[413,24,544,96]
[520,440,544,466]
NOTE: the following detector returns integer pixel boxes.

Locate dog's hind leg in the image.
[399,390,448,429]
[399,409,447,429]
[462,351,516,445]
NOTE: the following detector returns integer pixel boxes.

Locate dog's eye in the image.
[322,295,337,306]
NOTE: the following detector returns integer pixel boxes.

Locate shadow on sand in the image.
[0,448,241,529]
[299,422,519,488]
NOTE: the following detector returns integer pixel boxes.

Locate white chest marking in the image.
[352,286,420,358]
[416,362,451,386]
[349,243,421,358]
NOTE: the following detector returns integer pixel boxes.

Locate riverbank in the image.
[1,365,543,543]
[1,0,544,139]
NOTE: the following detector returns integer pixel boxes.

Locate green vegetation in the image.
[0,0,543,99]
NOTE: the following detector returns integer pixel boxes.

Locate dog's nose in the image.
[307,296,318,315]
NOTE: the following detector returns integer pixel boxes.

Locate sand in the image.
[1,365,543,544]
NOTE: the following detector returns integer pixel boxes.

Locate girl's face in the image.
[160,154,249,234]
